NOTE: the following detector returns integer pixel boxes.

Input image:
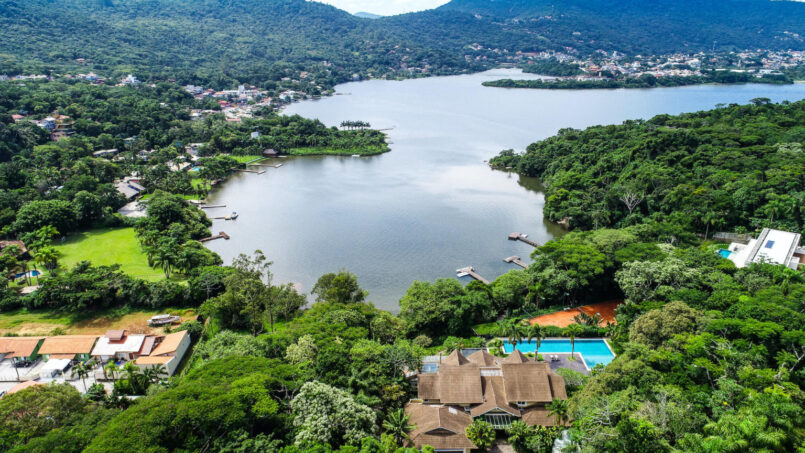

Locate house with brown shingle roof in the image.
[134,329,191,376]
[38,335,98,362]
[0,337,43,362]
[406,349,567,451]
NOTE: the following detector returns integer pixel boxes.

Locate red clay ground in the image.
[527,300,622,328]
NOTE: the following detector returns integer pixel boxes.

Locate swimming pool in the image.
[14,270,42,279]
[502,338,615,369]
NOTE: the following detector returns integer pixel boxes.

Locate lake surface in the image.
[205,69,805,311]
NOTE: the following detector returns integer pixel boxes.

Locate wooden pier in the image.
[503,256,528,269]
[456,267,490,285]
[199,231,230,243]
[508,232,540,248]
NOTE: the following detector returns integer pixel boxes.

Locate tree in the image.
[564,324,583,359]
[311,271,367,304]
[73,362,89,393]
[547,398,570,425]
[523,322,544,353]
[291,381,377,448]
[382,409,415,446]
[629,301,701,348]
[465,419,495,450]
[498,318,525,351]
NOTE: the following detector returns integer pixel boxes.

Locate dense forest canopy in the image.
[2,0,805,87]
[491,99,805,235]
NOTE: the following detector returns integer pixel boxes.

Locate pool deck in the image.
[544,353,589,375]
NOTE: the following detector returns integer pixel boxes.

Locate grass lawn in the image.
[0,306,198,336]
[54,227,166,281]
[230,155,267,164]
[287,145,389,156]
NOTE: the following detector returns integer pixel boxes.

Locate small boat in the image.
[148,314,181,326]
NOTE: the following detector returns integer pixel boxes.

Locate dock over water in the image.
[508,232,540,248]
[503,256,528,269]
[456,267,490,284]
[199,231,230,243]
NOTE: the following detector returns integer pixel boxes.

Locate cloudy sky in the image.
[314,0,450,16]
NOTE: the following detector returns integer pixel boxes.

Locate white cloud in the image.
[313,0,451,16]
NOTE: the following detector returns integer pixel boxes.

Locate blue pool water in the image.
[718,249,732,258]
[502,338,615,369]
[14,270,41,279]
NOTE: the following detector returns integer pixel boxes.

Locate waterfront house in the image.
[724,228,804,269]
[134,329,191,376]
[405,349,567,451]
[38,335,98,362]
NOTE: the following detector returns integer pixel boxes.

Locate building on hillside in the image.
[114,179,146,200]
[0,337,43,363]
[134,329,191,376]
[405,349,568,451]
[92,148,119,158]
[37,335,98,362]
[91,330,151,362]
[725,228,804,269]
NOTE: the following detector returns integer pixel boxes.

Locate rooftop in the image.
[38,336,98,355]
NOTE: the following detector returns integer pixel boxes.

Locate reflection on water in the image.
[205,70,805,311]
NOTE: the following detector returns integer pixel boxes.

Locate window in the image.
[765,240,775,249]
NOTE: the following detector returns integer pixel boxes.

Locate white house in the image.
[134,330,191,376]
[725,228,804,270]
[91,330,148,362]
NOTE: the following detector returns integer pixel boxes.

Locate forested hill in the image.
[2,0,804,87]
[0,0,467,88]
[490,99,805,235]
[431,0,805,54]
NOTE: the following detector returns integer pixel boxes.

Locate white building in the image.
[725,228,804,269]
[91,330,149,362]
[135,330,191,376]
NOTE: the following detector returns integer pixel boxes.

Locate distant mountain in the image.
[354,12,382,19]
[427,0,805,53]
[1,0,803,87]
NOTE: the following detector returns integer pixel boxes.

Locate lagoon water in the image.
[205,69,805,311]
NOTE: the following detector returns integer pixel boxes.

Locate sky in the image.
[313,0,451,16]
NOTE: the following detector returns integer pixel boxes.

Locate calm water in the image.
[503,339,616,369]
[205,70,805,310]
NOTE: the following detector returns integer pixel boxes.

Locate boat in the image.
[148,314,181,326]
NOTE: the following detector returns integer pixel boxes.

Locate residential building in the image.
[37,335,98,362]
[91,330,149,362]
[405,349,567,451]
[134,329,191,376]
[725,228,804,269]
[0,337,43,363]
[114,179,146,200]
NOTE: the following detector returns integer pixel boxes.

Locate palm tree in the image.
[104,361,120,380]
[564,323,584,360]
[523,322,544,354]
[74,362,90,393]
[499,318,524,351]
[548,398,570,425]
[383,409,416,446]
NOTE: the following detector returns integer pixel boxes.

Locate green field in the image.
[54,227,165,281]
[287,145,389,156]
